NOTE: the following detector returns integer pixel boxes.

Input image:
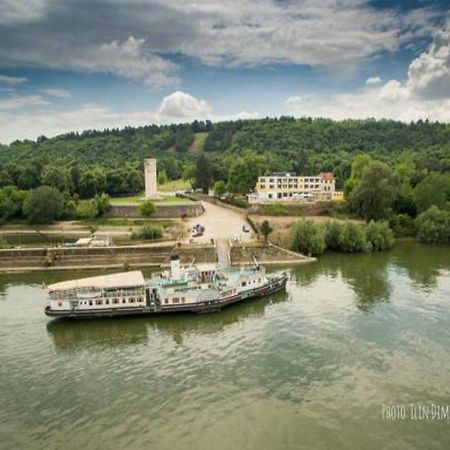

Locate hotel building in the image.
[248,172,344,204]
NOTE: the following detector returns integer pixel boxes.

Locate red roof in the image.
[318,172,335,180]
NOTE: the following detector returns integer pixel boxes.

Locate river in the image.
[1,241,450,449]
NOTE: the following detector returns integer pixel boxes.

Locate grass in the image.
[157,178,191,193]
[109,196,142,205]
[80,218,174,228]
[188,132,207,154]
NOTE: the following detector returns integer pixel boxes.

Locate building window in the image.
[164,299,168,304]
[58,302,62,307]
[96,300,102,305]
[122,299,126,304]
[113,298,119,304]
[89,301,93,306]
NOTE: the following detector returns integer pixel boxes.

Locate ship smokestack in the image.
[170,255,181,280]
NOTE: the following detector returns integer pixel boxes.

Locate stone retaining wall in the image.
[109,202,204,219]
[230,243,315,266]
[0,243,217,271]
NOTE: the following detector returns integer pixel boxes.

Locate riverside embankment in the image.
[0,241,313,272]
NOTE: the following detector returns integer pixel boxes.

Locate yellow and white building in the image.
[248,172,344,204]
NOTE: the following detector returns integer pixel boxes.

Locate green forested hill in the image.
[0,117,449,197]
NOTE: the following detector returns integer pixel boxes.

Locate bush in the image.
[139,200,156,217]
[23,186,65,224]
[138,225,163,240]
[291,220,326,255]
[213,180,227,198]
[324,221,343,250]
[365,220,394,251]
[337,221,371,253]
[389,214,415,237]
[93,193,111,217]
[76,201,98,219]
[267,203,289,216]
[415,206,449,245]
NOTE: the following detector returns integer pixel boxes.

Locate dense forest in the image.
[0,117,450,242]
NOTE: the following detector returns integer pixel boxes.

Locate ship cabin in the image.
[47,271,147,313]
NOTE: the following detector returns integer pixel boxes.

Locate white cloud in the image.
[0,0,445,82]
[0,74,28,85]
[406,30,450,99]
[40,88,71,98]
[0,95,49,110]
[0,0,48,25]
[285,29,450,122]
[366,76,382,86]
[157,91,212,119]
[0,91,257,143]
[69,36,179,88]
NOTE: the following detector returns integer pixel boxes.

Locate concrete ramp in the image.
[216,239,231,268]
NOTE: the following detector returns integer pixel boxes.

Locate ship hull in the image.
[45,274,288,320]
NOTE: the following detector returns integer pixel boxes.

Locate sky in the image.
[0,0,449,143]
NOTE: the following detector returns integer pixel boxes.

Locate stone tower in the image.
[144,158,157,198]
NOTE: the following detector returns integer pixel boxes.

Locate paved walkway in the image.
[185,201,255,244]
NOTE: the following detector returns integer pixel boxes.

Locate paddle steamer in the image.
[44,256,288,319]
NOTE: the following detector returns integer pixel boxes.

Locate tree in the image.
[337,222,371,252]
[193,155,212,193]
[213,180,226,198]
[260,220,273,243]
[365,220,394,251]
[415,206,449,245]
[0,186,26,221]
[291,220,326,255]
[157,170,169,185]
[324,220,343,250]
[349,161,397,221]
[93,193,111,217]
[175,126,194,152]
[414,173,450,213]
[226,151,267,194]
[23,186,64,224]
[139,200,156,217]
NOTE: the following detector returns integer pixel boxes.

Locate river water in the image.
[1,242,450,449]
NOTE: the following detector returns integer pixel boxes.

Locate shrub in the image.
[23,186,64,224]
[267,203,289,216]
[324,221,343,250]
[93,193,111,217]
[138,225,163,240]
[213,180,227,198]
[139,200,156,217]
[337,221,371,253]
[76,201,98,219]
[291,220,326,255]
[415,206,449,245]
[260,220,273,242]
[389,214,415,237]
[246,216,258,234]
[365,220,394,251]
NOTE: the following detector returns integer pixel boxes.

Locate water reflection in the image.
[46,290,288,350]
[391,241,450,289]
[293,251,392,311]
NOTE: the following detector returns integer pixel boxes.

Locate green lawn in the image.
[188,132,207,154]
[80,218,175,228]
[157,178,191,193]
[108,195,143,205]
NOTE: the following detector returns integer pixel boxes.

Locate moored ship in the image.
[44,256,289,319]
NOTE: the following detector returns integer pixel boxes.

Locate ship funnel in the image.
[170,255,181,280]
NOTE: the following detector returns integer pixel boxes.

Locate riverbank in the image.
[0,241,314,273]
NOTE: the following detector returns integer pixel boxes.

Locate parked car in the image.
[193,224,205,232]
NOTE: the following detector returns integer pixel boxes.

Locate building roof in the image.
[318,172,335,180]
[47,271,145,292]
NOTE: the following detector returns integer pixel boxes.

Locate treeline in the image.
[1,117,449,196]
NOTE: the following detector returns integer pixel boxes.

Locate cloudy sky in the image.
[0,0,449,143]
